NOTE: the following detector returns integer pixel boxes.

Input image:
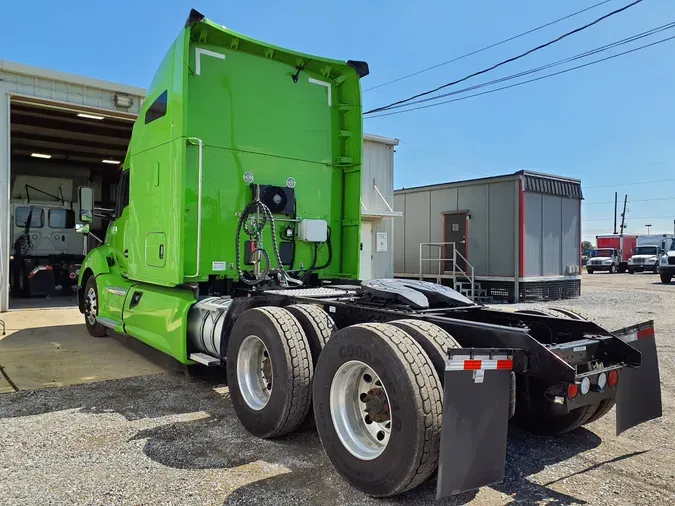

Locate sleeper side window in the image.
[145,90,168,124]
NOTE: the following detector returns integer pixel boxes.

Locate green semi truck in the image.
[75,9,662,499]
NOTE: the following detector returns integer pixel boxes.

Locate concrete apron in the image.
[0,308,176,394]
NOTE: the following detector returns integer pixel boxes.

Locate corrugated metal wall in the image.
[394,179,517,277]
[524,193,580,276]
[362,137,396,279]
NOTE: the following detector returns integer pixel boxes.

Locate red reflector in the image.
[496,359,513,370]
[69,273,77,279]
[567,384,578,399]
[608,370,619,387]
[28,273,35,279]
[45,265,53,270]
[637,327,654,340]
[463,360,482,370]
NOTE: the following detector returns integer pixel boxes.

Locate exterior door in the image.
[360,222,373,281]
[444,213,467,272]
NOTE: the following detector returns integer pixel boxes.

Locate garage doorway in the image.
[5,99,134,310]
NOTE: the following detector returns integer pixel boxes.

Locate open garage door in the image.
[4,98,134,310]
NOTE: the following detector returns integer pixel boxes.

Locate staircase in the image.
[453,278,493,304]
[418,242,489,303]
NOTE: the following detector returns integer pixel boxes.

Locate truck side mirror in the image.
[78,186,94,223]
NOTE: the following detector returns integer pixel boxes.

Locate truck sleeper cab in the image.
[75,9,663,501]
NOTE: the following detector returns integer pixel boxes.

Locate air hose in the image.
[235,192,293,287]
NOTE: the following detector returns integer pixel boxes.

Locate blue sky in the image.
[1,0,674,242]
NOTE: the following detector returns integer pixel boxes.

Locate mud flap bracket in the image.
[436,348,514,500]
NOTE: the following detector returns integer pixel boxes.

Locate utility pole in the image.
[619,194,628,262]
[646,224,652,234]
[613,192,618,235]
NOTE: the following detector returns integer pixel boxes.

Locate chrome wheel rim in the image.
[330,360,392,461]
[85,287,97,325]
[237,335,272,410]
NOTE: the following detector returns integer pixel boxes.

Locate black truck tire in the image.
[285,304,337,428]
[313,323,442,497]
[227,307,312,438]
[546,307,593,322]
[661,273,672,284]
[584,396,617,425]
[514,375,597,435]
[586,268,594,274]
[83,276,108,337]
[285,305,337,366]
[516,306,594,323]
[388,319,460,382]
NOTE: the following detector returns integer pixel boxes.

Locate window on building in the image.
[48,209,76,229]
[451,223,460,232]
[145,90,168,124]
[14,207,44,228]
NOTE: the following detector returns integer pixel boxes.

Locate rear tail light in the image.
[608,370,619,387]
[69,272,77,279]
[580,377,591,395]
[597,372,607,390]
[567,384,579,399]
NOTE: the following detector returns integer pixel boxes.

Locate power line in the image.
[584,215,675,221]
[365,0,643,115]
[369,22,675,113]
[365,33,675,119]
[585,177,675,189]
[584,197,675,204]
[363,0,613,93]
[398,140,486,176]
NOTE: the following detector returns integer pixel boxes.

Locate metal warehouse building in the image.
[0,60,398,311]
[393,170,582,302]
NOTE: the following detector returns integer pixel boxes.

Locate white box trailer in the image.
[628,234,675,274]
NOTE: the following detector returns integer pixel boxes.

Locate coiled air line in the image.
[235,186,296,287]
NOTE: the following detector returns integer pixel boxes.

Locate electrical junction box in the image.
[298,219,328,242]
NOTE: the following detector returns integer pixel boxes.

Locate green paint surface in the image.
[79,13,365,362]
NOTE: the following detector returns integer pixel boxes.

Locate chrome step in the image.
[189,353,221,366]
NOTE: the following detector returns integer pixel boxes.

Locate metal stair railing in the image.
[418,242,475,300]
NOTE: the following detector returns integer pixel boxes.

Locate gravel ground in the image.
[1,273,674,505]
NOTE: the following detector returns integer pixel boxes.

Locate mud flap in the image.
[436,350,512,500]
[613,322,662,435]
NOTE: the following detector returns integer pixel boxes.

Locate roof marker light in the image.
[31,153,52,159]
[102,159,121,164]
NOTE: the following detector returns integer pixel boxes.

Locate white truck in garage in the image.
[628,234,675,274]
[9,175,84,296]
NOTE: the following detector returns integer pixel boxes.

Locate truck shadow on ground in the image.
[125,376,604,505]
[0,371,614,505]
